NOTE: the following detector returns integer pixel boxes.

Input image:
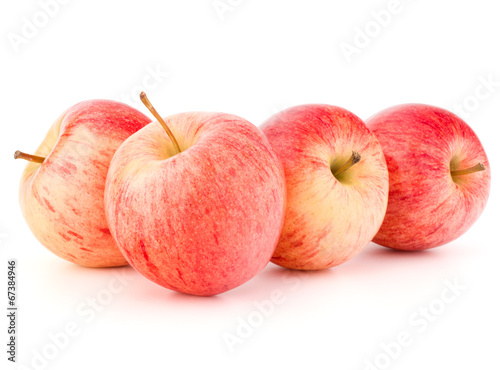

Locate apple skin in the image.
[104,112,286,296]
[19,100,151,267]
[366,104,491,250]
[261,105,389,270]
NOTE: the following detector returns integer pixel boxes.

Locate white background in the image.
[1,1,499,369]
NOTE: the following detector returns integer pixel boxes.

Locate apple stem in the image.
[14,150,45,163]
[450,162,486,177]
[140,91,182,154]
[332,151,361,177]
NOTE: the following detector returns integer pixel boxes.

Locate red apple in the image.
[366,103,491,250]
[15,100,150,267]
[104,93,286,296]
[261,104,389,270]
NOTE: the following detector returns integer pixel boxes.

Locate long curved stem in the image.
[140,92,181,155]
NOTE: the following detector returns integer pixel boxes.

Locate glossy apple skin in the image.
[19,100,150,267]
[366,104,491,250]
[104,112,286,296]
[261,105,389,270]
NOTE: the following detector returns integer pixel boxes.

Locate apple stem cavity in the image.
[332,151,361,177]
[140,91,182,155]
[14,150,45,164]
[450,162,486,177]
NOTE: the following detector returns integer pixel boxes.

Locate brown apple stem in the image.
[140,91,182,154]
[332,151,361,177]
[14,150,45,163]
[450,162,486,176]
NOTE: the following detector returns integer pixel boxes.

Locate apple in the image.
[366,103,491,250]
[15,100,150,267]
[104,92,286,296]
[261,104,389,270]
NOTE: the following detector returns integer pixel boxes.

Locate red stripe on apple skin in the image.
[43,198,56,213]
[67,231,83,240]
[176,268,187,286]
[51,160,77,177]
[58,232,71,242]
[139,240,150,262]
[99,228,112,235]
[366,104,491,250]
